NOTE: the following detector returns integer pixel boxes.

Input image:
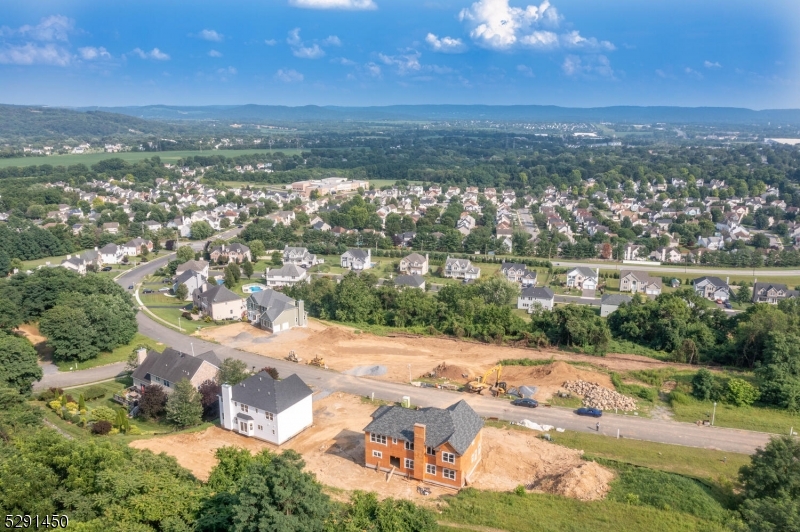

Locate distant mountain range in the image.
[79,104,800,125]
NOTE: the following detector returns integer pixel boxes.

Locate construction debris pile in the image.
[563,380,637,411]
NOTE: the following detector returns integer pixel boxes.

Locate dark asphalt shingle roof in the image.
[601,294,632,306]
[394,274,425,288]
[363,400,483,456]
[248,289,297,321]
[196,284,243,304]
[343,248,370,260]
[229,372,313,414]
[132,347,220,384]
[693,276,729,289]
[520,286,554,299]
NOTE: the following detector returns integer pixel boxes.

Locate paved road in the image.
[36,235,774,454]
[551,260,800,278]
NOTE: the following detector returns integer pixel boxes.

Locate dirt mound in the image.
[539,461,615,501]
[427,362,474,380]
[499,362,614,401]
[470,427,614,500]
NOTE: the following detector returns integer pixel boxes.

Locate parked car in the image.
[511,398,539,408]
[237,224,243,228]
[158,287,170,292]
[143,289,154,294]
[724,301,732,309]
[128,285,134,290]
[101,266,112,271]
[162,279,172,283]
[576,407,603,417]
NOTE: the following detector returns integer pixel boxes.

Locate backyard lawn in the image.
[54,333,165,371]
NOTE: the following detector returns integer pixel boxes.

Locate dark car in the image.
[576,407,603,417]
[723,301,732,309]
[101,266,112,271]
[237,224,243,228]
[143,289,154,294]
[511,398,539,408]
[128,285,134,290]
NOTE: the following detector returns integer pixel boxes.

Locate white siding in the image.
[276,394,313,444]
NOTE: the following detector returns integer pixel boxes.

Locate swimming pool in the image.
[242,284,266,294]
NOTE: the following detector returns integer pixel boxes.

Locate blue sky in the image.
[1,0,799,108]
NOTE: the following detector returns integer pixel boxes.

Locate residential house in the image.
[99,243,123,265]
[363,400,483,489]
[751,282,799,304]
[210,243,251,263]
[693,276,731,301]
[60,255,87,275]
[623,244,647,261]
[443,257,481,280]
[193,284,245,321]
[566,267,599,290]
[650,247,683,263]
[265,264,308,288]
[697,236,725,251]
[143,220,162,232]
[399,253,429,275]
[619,270,662,296]
[517,287,555,312]
[341,248,372,270]
[102,222,120,234]
[600,294,632,317]
[131,347,221,393]
[311,220,331,232]
[176,259,209,278]
[500,262,537,286]
[246,289,307,332]
[125,237,154,255]
[174,270,208,301]
[394,274,426,290]
[456,213,476,236]
[283,246,318,267]
[219,372,313,445]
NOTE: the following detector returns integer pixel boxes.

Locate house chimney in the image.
[298,300,306,327]
[136,347,148,365]
[413,423,426,481]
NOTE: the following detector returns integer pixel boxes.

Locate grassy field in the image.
[368,179,423,188]
[0,148,302,169]
[671,398,800,435]
[440,489,728,532]
[54,333,165,371]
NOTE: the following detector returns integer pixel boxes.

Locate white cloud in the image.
[264,39,277,46]
[685,66,703,79]
[425,33,467,53]
[378,51,422,75]
[704,60,721,68]
[332,57,356,65]
[516,64,534,77]
[458,0,612,53]
[217,66,237,75]
[275,68,304,82]
[0,43,72,66]
[365,62,381,77]
[562,54,614,78]
[6,15,75,42]
[322,35,342,46]
[289,0,377,10]
[78,46,111,60]
[208,49,223,57]
[197,29,223,42]
[293,43,325,59]
[132,47,170,60]
[287,28,332,59]
[655,69,667,78]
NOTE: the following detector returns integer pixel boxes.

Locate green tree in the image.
[0,332,42,394]
[175,282,189,300]
[756,332,800,410]
[39,305,99,362]
[191,221,214,240]
[177,245,195,263]
[726,378,759,406]
[138,384,168,420]
[227,262,242,282]
[166,378,203,428]
[0,297,22,332]
[242,259,254,280]
[224,267,238,289]
[232,450,331,532]
[739,436,800,531]
[271,250,282,266]
[221,218,232,229]
[691,368,720,401]
[327,491,437,532]
[248,240,265,260]
[475,276,519,306]
[218,358,250,385]
[736,285,752,304]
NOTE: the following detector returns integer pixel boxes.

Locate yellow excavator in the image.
[308,355,327,368]
[466,365,507,395]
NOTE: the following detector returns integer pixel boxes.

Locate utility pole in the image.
[711,401,717,426]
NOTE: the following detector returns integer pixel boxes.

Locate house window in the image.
[372,450,383,459]
[241,404,249,413]
[392,438,397,445]
[426,446,436,456]
[442,452,455,464]
[257,425,263,430]
[404,441,414,451]
[404,458,414,469]
[442,468,456,481]
[370,433,387,445]
[265,412,274,421]
[426,464,436,475]
[163,380,170,388]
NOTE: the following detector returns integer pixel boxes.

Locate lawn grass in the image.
[54,333,165,371]
[0,148,300,169]
[671,398,800,435]
[440,489,728,532]
[139,292,188,308]
[147,306,208,334]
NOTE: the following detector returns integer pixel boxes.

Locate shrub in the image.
[726,378,760,407]
[91,405,117,422]
[38,387,64,402]
[81,386,107,401]
[635,387,658,402]
[91,420,112,435]
[127,424,142,435]
[69,414,82,424]
[65,401,79,412]
[691,369,722,401]
[261,367,280,380]
[48,400,63,412]
[514,485,526,496]
[669,391,691,405]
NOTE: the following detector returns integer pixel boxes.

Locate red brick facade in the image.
[364,422,483,489]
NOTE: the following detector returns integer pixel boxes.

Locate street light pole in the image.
[178,315,182,332]
[712,401,717,426]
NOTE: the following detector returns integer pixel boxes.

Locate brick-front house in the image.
[209,243,252,263]
[399,253,429,275]
[131,347,220,393]
[363,400,483,489]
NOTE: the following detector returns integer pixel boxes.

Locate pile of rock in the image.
[563,380,637,411]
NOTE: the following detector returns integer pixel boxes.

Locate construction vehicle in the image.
[286,350,301,363]
[308,355,327,368]
[466,365,507,395]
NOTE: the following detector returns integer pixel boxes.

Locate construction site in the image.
[130,393,615,502]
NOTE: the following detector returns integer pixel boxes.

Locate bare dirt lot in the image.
[130,393,613,502]
[16,323,53,362]
[199,320,665,400]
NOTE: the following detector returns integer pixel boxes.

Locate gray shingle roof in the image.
[520,286,554,299]
[248,289,297,321]
[363,400,483,456]
[693,276,729,289]
[344,248,370,260]
[196,284,243,304]
[267,264,305,278]
[230,372,313,414]
[175,269,206,285]
[601,294,632,306]
[176,260,208,275]
[132,347,220,385]
[394,274,425,288]
[568,266,597,278]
